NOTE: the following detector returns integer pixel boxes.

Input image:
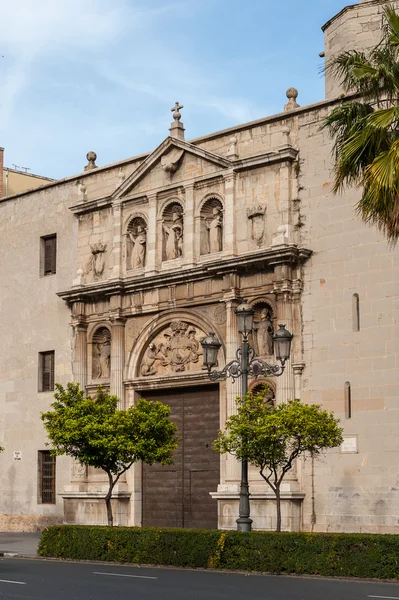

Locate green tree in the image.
[323,5,399,243]
[214,391,343,531]
[42,383,179,526]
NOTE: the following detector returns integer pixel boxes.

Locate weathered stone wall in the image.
[0,182,75,530]
[297,106,399,533]
[323,0,399,99]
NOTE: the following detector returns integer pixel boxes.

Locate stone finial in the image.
[84,151,98,171]
[169,101,185,140]
[226,136,239,159]
[78,180,87,202]
[284,88,300,112]
[72,267,85,287]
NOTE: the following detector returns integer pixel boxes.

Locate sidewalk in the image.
[0,532,41,556]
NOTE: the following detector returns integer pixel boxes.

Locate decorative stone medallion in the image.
[214,304,227,325]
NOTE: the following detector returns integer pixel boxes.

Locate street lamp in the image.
[201,300,293,532]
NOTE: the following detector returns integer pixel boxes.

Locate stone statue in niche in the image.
[206,205,223,253]
[139,321,204,376]
[93,329,111,379]
[254,308,274,356]
[128,223,147,269]
[162,206,183,260]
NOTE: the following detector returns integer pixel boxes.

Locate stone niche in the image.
[138,320,206,377]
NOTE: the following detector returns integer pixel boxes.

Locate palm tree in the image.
[323,5,399,244]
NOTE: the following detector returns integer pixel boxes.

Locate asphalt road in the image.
[0,557,399,600]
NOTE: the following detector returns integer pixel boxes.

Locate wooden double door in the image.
[142,385,220,529]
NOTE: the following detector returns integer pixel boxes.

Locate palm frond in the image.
[384,5,399,46]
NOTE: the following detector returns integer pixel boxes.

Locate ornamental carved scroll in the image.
[139,320,206,377]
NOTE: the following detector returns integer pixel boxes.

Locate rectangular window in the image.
[39,351,55,392]
[38,451,56,504]
[41,234,57,276]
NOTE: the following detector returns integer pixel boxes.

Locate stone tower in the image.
[323,0,399,98]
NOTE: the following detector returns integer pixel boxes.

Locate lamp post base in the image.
[236,516,253,532]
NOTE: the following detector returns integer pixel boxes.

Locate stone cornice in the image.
[68,146,298,215]
[57,245,312,304]
[322,0,383,32]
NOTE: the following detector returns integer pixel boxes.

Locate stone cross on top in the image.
[171,102,183,122]
[169,101,185,140]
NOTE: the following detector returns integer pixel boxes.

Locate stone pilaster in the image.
[275,294,295,405]
[110,200,122,279]
[183,183,195,266]
[292,363,305,400]
[110,316,126,407]
[145,193,158,276]
[71,302,87,391]
[221,298,241,487]
[223,171,236,255]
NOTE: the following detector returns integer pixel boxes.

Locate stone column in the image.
[72,302,87,391]
[223,171,236,255]
[145,193,158,276]
[183,183,195,266]
[275,293,295,405]
[110,316,126,407]
[110,200,122,280]
[275,278,299,490]
[222,298,241,487]
[70,302,89,485]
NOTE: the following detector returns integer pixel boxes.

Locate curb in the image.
[0,552,20,557]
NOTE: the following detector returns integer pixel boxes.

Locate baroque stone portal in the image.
[139,320,205,376]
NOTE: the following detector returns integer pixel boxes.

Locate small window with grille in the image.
[38,351,55,392]
[38,450,56,504]
[40,234,57,276]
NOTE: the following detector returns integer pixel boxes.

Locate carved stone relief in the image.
[71,460,87,480]
[84,242,107,280]
[247,205,266,246]
[139,320,206,376]
[214,304,227,325]
[92,327,111,379]
[161,148,185,173]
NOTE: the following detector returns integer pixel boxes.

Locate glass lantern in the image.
[273,324,293,365]
[201,332,222,370]
[235,300,254,335]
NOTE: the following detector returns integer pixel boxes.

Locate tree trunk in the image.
[275,484,282,532]
[105,473,115,527]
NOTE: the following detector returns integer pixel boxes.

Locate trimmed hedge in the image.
[38,525,399,579]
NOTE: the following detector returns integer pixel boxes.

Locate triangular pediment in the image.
[112,137,232,199]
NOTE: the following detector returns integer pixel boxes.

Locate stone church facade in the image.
[0,0,398,533]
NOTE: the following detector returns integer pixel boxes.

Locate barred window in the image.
[38,451,56,504]
[39,351,55,392]
[41,234,57,276]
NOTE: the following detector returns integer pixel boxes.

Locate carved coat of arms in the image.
[140,320,203,376]
[247,205,266,245]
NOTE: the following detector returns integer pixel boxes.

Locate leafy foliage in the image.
[42,383,179,525]
[214,390,343,531]
[323,5,399,243]
[39,525,399,579]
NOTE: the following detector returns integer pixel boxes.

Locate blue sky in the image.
[0,0,348,179]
